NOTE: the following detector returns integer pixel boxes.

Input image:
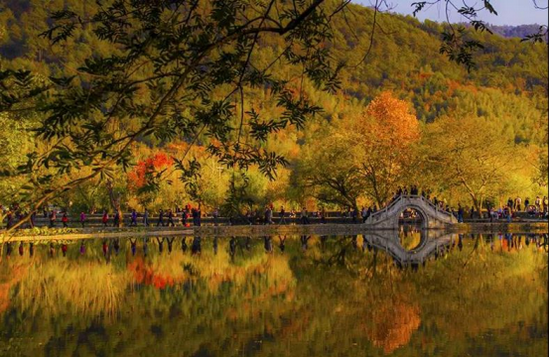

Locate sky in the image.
[354,0,549,26]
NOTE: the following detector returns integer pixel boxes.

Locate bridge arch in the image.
[365,195,457,229]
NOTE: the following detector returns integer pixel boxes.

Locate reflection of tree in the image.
[363,301,421,354]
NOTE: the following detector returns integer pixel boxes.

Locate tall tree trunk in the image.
[107,181,123,227]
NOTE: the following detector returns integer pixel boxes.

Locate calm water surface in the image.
[0,230,547,356]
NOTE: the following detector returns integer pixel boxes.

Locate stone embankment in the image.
[1,221,547,242]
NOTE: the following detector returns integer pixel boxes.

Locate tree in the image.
[420,115,513,213]
[342,91,420,206]
[296,124,364,210]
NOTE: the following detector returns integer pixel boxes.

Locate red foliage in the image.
[127,152,174,190]
[127,257,177,290]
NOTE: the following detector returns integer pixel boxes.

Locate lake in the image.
[0,230,548,356]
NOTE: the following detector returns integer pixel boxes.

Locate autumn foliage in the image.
[342,91,420,206]
[127,152,174,190]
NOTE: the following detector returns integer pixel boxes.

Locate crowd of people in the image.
[1,190,549,229]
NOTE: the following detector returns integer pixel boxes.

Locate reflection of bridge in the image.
[362,231,455,266]
[365,195,458,229]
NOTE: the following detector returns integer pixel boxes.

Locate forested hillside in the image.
[0,0,547,216]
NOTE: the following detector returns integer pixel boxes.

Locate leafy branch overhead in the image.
[1,0,347,207]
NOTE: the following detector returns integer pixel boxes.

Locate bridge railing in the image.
[373,194,456,221]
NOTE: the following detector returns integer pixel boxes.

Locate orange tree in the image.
[341,91,420,207]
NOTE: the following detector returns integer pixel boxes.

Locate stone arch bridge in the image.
[365,195,458,229]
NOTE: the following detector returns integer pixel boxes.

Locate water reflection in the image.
[0,231,547,356]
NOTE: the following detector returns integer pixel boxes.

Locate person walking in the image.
[80,211,86,228]
[515,196,522,212]
[457,204,464,223]
[182,210,189,227]
[167,209,175,227]
[61,212,69,228]
[102,210,109,227]
[113,211,120,227]
[278,206,287,224]
[507,197,514,212]
[300,207,310,225]
[130,209,138,226]
[212,207,219,226]
[265,206,273,225]
[143,208,149,226]
[157,209,164,227]
[535,196,541,212]
[351,207,358,224]
[49,210,57,228]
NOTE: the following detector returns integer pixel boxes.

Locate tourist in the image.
[279,206,287,224]
[157,209,164,226]
[61,212,69,228]
[167,209,175,227]
[213,207,219,226]
[524,198,530,212]
[457,204,464,223]
[143,208,149,226]
[535,196,541,212]
[18,242,23,256]
[182,210,189,227]
[80,211,86,228]
[515,196,522,211]
[6,210,13,229]
[102,210,109,227]
[507,197,514,211]
[130,209,138,226]
[113,211,120,227]
[61,243,68,257]
[300,207,310,225]
[49,210,57,228]
[264,206,273,225]
[351,207,358,224]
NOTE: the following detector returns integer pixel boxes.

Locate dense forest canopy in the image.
[0,0,547,224]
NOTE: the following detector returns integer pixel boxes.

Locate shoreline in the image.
[1,221,547,242]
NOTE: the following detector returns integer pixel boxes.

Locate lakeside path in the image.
[1,221,548,242]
